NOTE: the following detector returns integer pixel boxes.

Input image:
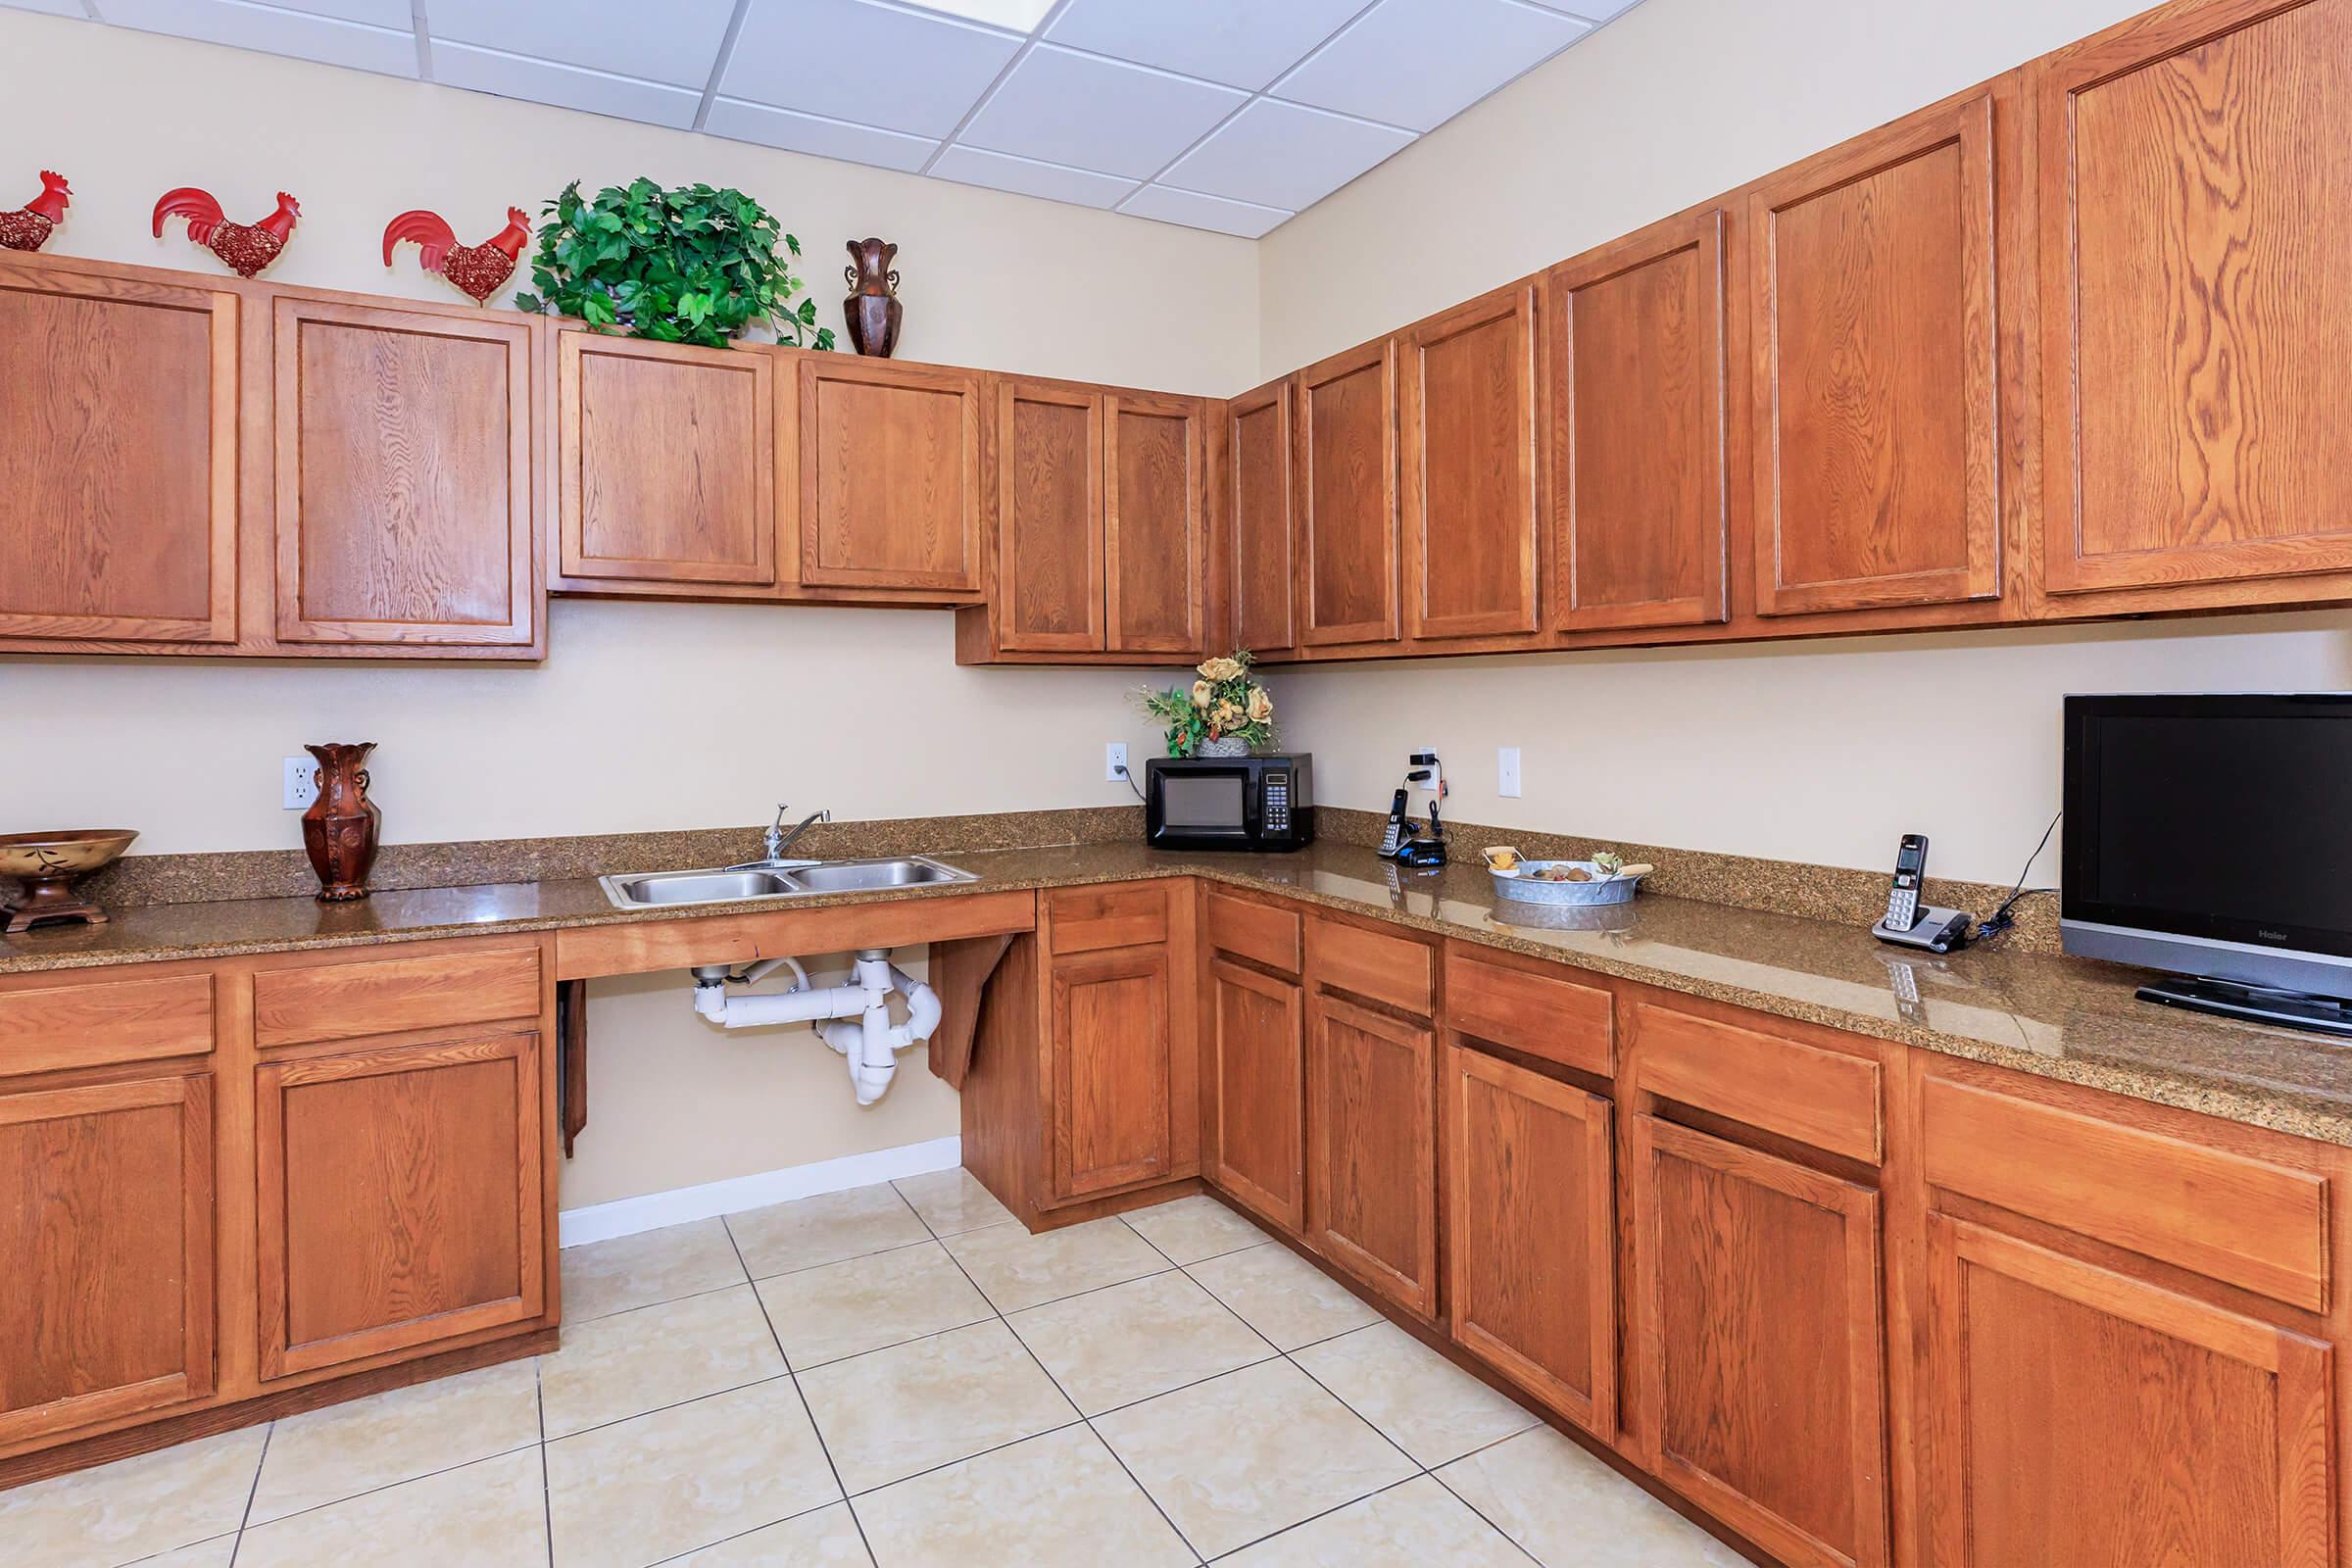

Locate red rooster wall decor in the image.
[151,187,299,278]
[381,206,531,304]
[0,171,72,253]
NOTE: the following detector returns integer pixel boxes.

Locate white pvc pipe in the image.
[693,950,942,1105]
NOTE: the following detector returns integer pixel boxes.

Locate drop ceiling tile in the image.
[958,44,1246,181]
[1045,0,1366,92]
[930,144,1136,208]
[1275,0,1587,134]
[243,0,408,24]
[1119,183,1291,239]
[431,0,735,88]
[2,0,91,15]
[723,0,1020,140]
[100,0,416,76]
[706,98,939,172]
[1161,98,1413,214]
[1520,0,1642,18]
[903,0,1054,27]
[431,41,701,128]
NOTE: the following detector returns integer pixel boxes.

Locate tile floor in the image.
[1,1174,1749,1568]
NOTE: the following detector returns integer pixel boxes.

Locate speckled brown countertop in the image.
[7,839,2349,1147]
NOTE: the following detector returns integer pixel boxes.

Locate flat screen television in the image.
[2063,694,2352,1034]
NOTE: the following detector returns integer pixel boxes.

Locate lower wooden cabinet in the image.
[1305,990,1437,1317]
[1205,956,1305,1232]
[1049,944,1180,1201]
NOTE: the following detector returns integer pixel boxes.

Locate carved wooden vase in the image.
[843,237,903,358]
[302,742,380,903]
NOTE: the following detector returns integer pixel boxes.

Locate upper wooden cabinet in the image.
[1399,284,1541,642]
[1544,210,1732,632]
[797,355,985,598]
[1749,90,2004,617]
[993,378,1104,653]
[1104,391,1208,655]
[1296,339,1400,646]
[1228,378,1298,655]
[2035,0,2352,608]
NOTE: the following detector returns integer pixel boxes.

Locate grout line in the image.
[1426,1463,1547,1567]
[546,1371,791,1447]
[638,1495,863,1567]
[1200,1471,1430,1563]
[222,1420,271,1566]
[222,1437,549,1537]
[534,1364,554,1568]
[913,0,1077,177]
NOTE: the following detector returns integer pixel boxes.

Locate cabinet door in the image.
[256,1032,544,1379]
[558,331,777,592]
[1750,93,2001,616]
[1229,378,1297,653]
[798,356,984,596]
[272,298,536,648]
[1400,285,1540,641]
[1925,1215,2330,1568]
[1306,992,1437,1315]
[0,262,238,645]
[1296,341,1399,646]
[2038,0,2352,599]
[1051,946,1176,1200]
[1546,209,1732,631]
[1106,392,1207,655]
[1445,1046,1615,1438]
[0,1074,214,1446]
[1631,1114,1888,1568]
[995,379,1102,653]
[1207,957,1305,1234]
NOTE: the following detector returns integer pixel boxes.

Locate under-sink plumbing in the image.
[691,949,941,1104]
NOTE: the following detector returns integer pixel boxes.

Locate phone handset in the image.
[1378,787,1410,857]
[1885,833,1929,931]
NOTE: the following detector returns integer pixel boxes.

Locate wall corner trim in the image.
[557,1134,964,1249]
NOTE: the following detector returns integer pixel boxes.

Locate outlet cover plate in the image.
[1105,741,1129,783]
[1497,746,1522,798]
[283,757,318,811]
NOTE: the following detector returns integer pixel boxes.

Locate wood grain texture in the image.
[1207,957,1306,1234]
[1633,1000,1883,1163]
[1296,340,1400,645]
[1445,943,1613,1077]
[1051,944,1175,1200]
[252,945,542,1050]
[0,974,214,1078]
[1045,883,1170,956]
[1308,914,1434,1017]
[553,888,1037,980]
[798,355,984,595]
[1202,888,1302,976]
[1228,378,1298,653]
[995,379,1104,653]
[1399,284,1541,641]
[1105,392,1207,655]
[1306,990,1438,1317]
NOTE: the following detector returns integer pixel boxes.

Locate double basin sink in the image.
[599,856,977,910]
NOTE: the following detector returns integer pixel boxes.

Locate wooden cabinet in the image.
[1304,974,1437,1317]
[797,354,984,598]
[1544,209,1732,632]
[1399,284,1541,642]
[1296,339,1399,646]
[1104,391,1208,654]
[1228,378,1298,653]
[1205,956,1305,1233]
[993,378,1103,653]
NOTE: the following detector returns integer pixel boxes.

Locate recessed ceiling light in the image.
[895,0,1056,32]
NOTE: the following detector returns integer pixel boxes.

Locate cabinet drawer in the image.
[1446,945,1612,1076]
[253,946,543,1049]
[1310,917,1434,1016]
[0,973,215,1076]
[1922,1075,2328,1312]
[1047,884,1169,956]
[1204,889,1301,974]
[1632,1002,1880,1162]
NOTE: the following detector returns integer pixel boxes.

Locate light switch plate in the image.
[283,756,318,811]
[1105,741,1129,783]
[1497,746,1522,798]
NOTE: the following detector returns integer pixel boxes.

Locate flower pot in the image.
[1199,735,1250,759]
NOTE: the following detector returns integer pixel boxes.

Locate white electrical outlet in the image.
[282,756,318,811]
[1105,742,1129,784]
[1497,746,1523,798]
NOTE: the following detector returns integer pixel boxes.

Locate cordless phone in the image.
[1872,831,1974,954]
[1378,787,1410,857]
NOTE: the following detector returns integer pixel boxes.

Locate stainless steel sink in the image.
[599,857,976,910]
[788,858,970,893]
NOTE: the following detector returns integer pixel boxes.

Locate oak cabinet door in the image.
[995,379,1104,653]
[1050,945,1178,1201]
[1925,1215,2331,1568]
[1105,392,1207,656]
[798,356,985,596]
[1229,378,1298,653]
[2038,0,2352,599]
[1545,210,1732,632]
[1206,957,1305,1234]
[1750,93,2001,616]
[1400,284,1540,641]
[1306,992,1437,1316]
[257,1032,545,1379]
[1631,1115,1889,1568]
[1296,341,1399,646]
[558,331,778,593]
[0,1074,215,1445]
[0,263,238,645]
[272,298,536,648]
[1445,1046,1615,1438]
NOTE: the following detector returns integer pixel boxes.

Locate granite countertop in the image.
[7,840,2350,1147]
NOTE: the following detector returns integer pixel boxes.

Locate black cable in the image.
[1115,762,1146,804]
[1975,809,2061,945]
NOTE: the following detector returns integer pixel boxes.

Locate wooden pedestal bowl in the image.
[0,829,139,933]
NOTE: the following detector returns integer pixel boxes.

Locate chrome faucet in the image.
[762,805,831,863]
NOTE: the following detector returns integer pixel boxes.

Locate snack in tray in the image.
[1483,846,1522,872]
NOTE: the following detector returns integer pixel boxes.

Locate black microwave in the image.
[1145,755,1314,852]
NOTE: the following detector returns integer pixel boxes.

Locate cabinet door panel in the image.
[1306,992,1436,1315]
[1401,285,1539,641]
[0,1075,214,1445]
[799,357,984,595]
[1547,210,1731,631]
[1229,379,1297,653]
[1052,947,1175,1200]
[997,380,1102,653]
[1926,1215,2330,1568]
[1297,343,1399,646]
[1751,94,2000,616]
[0,264,238,644]
[1208,958,1304,1234]
[1106,392,1206,655]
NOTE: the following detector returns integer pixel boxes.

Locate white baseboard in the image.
[558,1134,963,1249]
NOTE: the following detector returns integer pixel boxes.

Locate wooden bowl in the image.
[0,829,139,933]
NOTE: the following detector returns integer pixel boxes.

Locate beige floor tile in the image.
[892,1167,1014,1237]
[1221,1475,1530,1567]
[1294,1320,1536,1465]
[755,1242,992,1369]
[797,1318,1079,1494]
[1438,1427,1746,1568]
[1094,1358,1417,1559]
[1121,1192,1271,1264]
[726,1185,931,1279]
[1185,1242,1381,1350]
[561,1217,749,1321]
[546,1377,839,1568]
[538,1283,785,1439]
[671,1503,872,1565]
[0,1425,265,1568]
[248,1355,541,1524]
[235,1447,547,1568]
[1008,1269,1275,1414]
[940,1215,1168,1313]
[121,1536,235,1568]
[851,1424,1192,1568]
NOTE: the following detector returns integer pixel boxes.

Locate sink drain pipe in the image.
[691,950,942,1104]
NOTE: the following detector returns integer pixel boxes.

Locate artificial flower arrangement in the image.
[1136,651,1276,758]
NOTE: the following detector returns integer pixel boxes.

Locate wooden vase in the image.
[843,237,903,358]
[302,742,380,903]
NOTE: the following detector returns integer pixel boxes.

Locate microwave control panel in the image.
[1264,771,1292,834]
